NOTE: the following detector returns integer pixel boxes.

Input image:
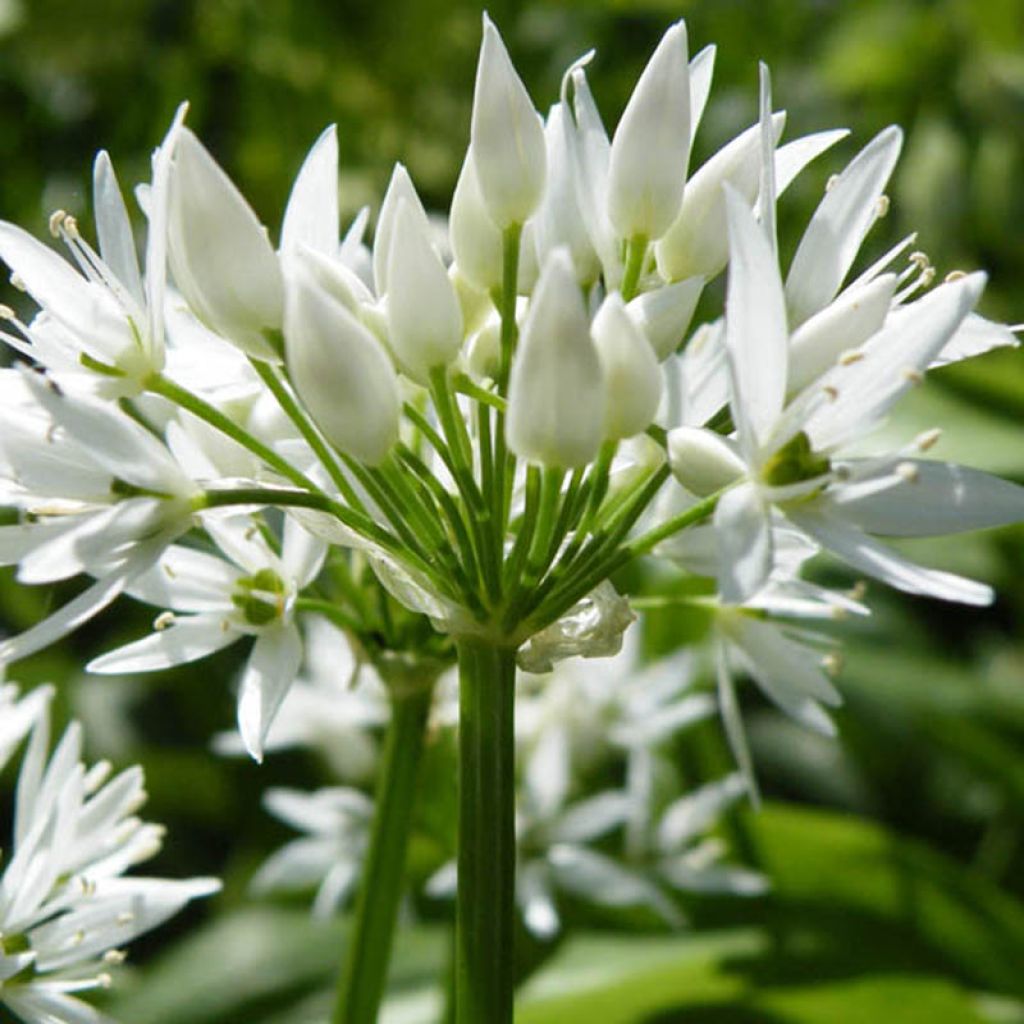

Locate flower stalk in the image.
[333,671,437,1024]
[455,638,518,1024]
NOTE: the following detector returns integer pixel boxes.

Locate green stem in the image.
[455,638,517,1024]
[332,680,435,1024]
[249,359,369,514]
[146,372,320,494]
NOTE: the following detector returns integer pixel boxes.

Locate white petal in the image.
[470,14,546,227]
[626,275,704,361]
[168,128,284,357]
[386,198,464,382]
[281,124,339,261]
[548,791,631,844]
[93,150,144,305]
[827,460,1024,537]
[281,514,327,587]
[506,249,604,467]
[715,481,772,604]
[237,623,304,761]
[716,644,759,805]
[789,506,993,605]
[932,313,1019,368]
[145,103,188,363]
[723,187,788,457]
[607,21,691,240]
[786,272,897,396]
[88,614,239,674]
[592,292,662,440]
[657,773,747,851]
[448,150,502,292]
[667,426,745,498]
[374,163,432,296]
[785,125,902,326]
[688,44,716,144]
[655,115,785,283]
[127,544,238,611]
[806,272,985,450]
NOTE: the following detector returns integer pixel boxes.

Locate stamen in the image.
[153,610,175,631]
[10,272,26,291]
[48,209,67,237]
[838,349,864,366]
[874,194,890,218]
[103,949,127,965]
[914,427,941,451]
[0,304,14,319]
[821,652,843,676]
[825,174,840,192]
[847,580,868,601]
[822,384,839,401]
[944,270,966,283]
[901,368,923,386]
[895,461,920,483]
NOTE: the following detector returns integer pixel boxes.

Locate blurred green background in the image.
[1,1,1023,1021]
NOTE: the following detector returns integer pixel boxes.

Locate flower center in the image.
[760,431,830,488]
[232,568,287,626]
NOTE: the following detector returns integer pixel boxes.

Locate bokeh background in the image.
[1,1,1023,1021]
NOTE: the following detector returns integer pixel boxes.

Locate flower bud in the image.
[374,163,432,297]
[592,292,662,440]
[534,104,600,284]
[386,199,464,383]
[787,273,897,395]
[284,255,399,465]
[449,149,502,292]
[655,114,785,283]
[470,14,547,228]
[607,21,691,241]
[507,250,604,467]
[626,276,704,361]
[168,128,284,360]
[667,426,745,496]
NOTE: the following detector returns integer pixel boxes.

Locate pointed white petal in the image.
[126,544,238,611]
[281,124,339,261]
[93,151,144,305]
[723,187,788,457]
[627,275,704,361]
[470,14,546,227]
[714,481,772,603]
[607,21,691,240]
[657,773,747,851]
[548,791,632,844]
[789,506,993,605]
[806,272,985,450]
[688,44,716,144]
[87,614,239,674]
[785,125,902,326]
[237,622,304,761]
[827,460,1024,537]
[931,313,1019,368]
[374,163,432,296]
[281,514,327,587]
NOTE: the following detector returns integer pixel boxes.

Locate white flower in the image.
[0,689,219,1023]
[0,107,186,388]
[252,787,373,918]
[667,187,1022,606]
[88,513,326,762]
[0,371,201,666]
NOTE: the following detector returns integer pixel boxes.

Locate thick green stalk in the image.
[455,638,517,1024]
[333,679,435,1024]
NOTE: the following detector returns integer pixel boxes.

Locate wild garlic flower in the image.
[0,687,218,1024]
[0,14,1018,792]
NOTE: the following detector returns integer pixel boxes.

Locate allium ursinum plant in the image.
[0,12,1021,1024]
[0,686,218,1024]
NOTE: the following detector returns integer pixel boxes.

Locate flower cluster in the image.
[0,685,218,1024]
